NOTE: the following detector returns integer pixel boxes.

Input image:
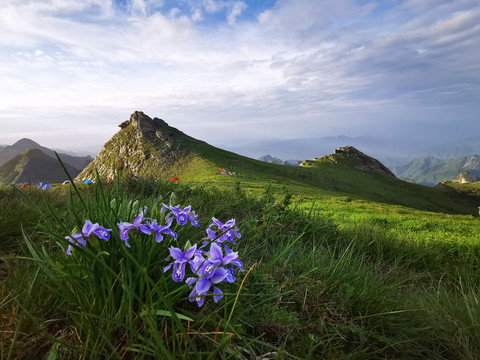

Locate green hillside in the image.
[76,112,480,216]
[0,148,80,186]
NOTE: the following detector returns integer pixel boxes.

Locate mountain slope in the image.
[0,138,93,170]
[0,148,81,186]
[77,111,256,181]
[397,155,480,186]
[78,111,480,215]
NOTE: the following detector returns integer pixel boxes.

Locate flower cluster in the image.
[205,217,241,245]
[64,203,243,307]
[164,218,243,307]
[64,204,195,254]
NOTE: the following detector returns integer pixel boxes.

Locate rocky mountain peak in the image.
[119,111,168,134]
[332,146,395,176]
[302,146,395,177]
[77,111,196,181]
[118,111,184,144]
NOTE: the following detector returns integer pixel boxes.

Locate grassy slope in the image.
[2,175,480,359]
[152,130,480,215]
[76,112,479,216]
[2,156,480,358]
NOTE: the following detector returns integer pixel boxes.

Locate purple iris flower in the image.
[223,244,244,271]
[163,244,197,282]
[206,218,241,244]
[163,204,200,227]
[189,210,200,227]
[149,217,177,243]
[207,242,241,268]
[189,260,229,307]
[188,283,224,308]
[186,242,240,307]
[65,220,112,256]
[117,207,152,247]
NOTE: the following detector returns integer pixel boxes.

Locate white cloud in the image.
[0,0,479,150]
[191,8,204,22]
[227,1,247,25]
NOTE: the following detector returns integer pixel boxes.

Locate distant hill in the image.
[221,136,480,181]
[301,146,395,177]
[0,138,93,170]
[258,155,301,166]
[221,136,432,162]
[0,148,81,186]
[396,155,480,186]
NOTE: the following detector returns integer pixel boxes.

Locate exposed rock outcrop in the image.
[76,111,199,181]
[452,171,479,184]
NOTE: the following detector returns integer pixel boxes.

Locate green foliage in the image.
[1,164,480,358]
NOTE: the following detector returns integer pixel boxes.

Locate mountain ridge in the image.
[74,111,480,216]
[397,155,480,186]
[0,148,81,186]
[0,138,93,170]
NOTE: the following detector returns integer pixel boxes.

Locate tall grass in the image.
[2,177,273,359]
[1,178,480,359]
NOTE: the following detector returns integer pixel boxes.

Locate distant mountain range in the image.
[257,155,302,166]
[0,138,93,169]
[225,136,480,163]
[252,137,480,186]
[0,138,93,186]
[394,155,480,186]
[223,136,433,162]
[2,124,478,188]
[0,149,82,186]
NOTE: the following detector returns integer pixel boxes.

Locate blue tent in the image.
[37,182,53,190]
[83,180,93,184]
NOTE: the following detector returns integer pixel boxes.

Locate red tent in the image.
[170,177,180,181]
[22,184,27,189]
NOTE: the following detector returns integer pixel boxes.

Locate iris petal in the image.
[196,277,212,293]
[210,267,228,284]
[213,286,223,303]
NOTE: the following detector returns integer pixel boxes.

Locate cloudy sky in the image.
[0,0,479,153]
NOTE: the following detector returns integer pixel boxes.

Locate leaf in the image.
[46,342,60,360]
[139,309,194,322]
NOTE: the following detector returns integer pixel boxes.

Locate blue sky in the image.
[0,0,479,153]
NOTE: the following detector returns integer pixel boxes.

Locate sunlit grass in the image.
[1,173,480,359]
